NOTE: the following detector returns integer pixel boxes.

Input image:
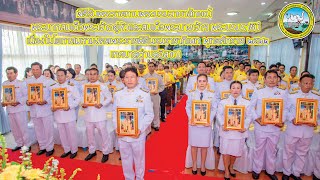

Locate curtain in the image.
[268,38,301,73]
[97,46,104,73]
[103,45,132,67]
[83,46,90,70]
[1,24,85,81]
[308,34,320,89]
[0,25,11,134]
[250,45,268,63]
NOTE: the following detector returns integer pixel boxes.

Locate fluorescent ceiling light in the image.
[114,0,129,4]
[158,8,162,10]
[249,17,252,19]
[227,12,238,16]
[261,2,266,5]
[284,1,288,3]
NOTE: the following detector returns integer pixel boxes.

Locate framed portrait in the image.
[108,85,117,95]
[84,85,100,106]
[191,100,211,125]
[52,88,68,109]
[117,108,139,137]
[224,105,245,130]
[146,78,159,93]
[295,98,318,125]
[261,99,284,125]
[221,90,231,100]
[28,83,43,103]
[245,89,254,100]
[2,85,15,105]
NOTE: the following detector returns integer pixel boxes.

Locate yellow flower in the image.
[0,165,21,180]
[21,168,46,180]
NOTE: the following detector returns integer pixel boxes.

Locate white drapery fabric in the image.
[250,46,268,63]
[268,38,301,74]
[103,45,132,67]
[308,34,320,89]
[1,24,85,81]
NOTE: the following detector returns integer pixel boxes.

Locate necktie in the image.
[234,99,237,105]
[200,92,203,100]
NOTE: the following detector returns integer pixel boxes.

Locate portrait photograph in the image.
[28,83,43,103]
[261,99,283,124]
[84,85,100,106]
[52,88,68,109]
[246,89,254,100]
[2,85,15,105]
[224,105,245,130]
[221,90,231,100]
[295,98,318,125]
[117,108,138,137]
[191,100,210,125]
[146,78,158,93]
[108,85,116,95]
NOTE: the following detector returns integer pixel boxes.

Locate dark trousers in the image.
[172,83,176,100]
[159,89,167,119]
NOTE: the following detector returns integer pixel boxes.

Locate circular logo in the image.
[278,2,315,39]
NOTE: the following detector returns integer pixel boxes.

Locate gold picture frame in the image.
[224,105,245,130]
[117,108,139,137]
[52,88,68,109]
[295,98,318,126]
[245,89,254,100]
[2,85,15,105]
[146,78,159,93]
[108,85,117,95]
[261,98,283,125]
[221,90,231,100]
[84,85,100,106]
[28,83,43,103]
[191,100,211,125]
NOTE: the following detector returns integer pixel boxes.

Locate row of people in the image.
[185,67,320,180]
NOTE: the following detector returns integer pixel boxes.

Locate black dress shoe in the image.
[228,166,236,177]
[154,127,160,131]
[265,172,278,180]
[200,171,206,176]
[60,151,71,158]
[314,174,320,180]
[282,174,289,180]
[37,149,46,155]
[46,149,55,157]
[290,174,302,180]
[70,152,77,159]
[224,177,230,180]
[161,118,166,122]
[101,154,109,163]
[12,146,22,152]
[84,152,97,161]
[192,169,197,175]
[252,171,260,179]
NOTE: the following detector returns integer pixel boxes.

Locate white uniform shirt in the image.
[286,90,320,138]
[50,81,81,123]
[81,81,112,122]
[250,86,289,133]
[113,86,154,142]
[2,79,27,113]
[25,75,55,118]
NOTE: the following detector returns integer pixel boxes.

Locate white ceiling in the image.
[61,0,305,37]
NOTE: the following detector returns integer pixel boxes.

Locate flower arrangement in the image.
[0,135,82,180]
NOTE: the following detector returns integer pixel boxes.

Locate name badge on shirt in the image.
[274,91,281,95]
[136,95,143,103]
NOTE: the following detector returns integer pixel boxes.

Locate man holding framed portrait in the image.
[242,69,261,100]
[143,62,164,131]
[250,69,289,180]
[282,74,320,180]
[50,68,81,159]
[81,68,113,163]
[113,67,154,180]
[1,67,31,152]
[25,62,56,157]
